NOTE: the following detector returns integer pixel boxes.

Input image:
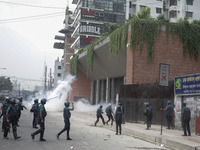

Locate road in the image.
[0,110,171,150]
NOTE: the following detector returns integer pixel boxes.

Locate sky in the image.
[0,0,76,90]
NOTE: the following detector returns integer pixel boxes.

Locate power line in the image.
[0,12,65,24]
[0,0,66,9]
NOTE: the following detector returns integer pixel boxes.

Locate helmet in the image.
[167,101,171,105]
[64,101,70,107]
[108,103,111,106]
[145,102,150,107]
[10,98,16,104]
[41,99,47,105]
[34,99,38,103]
[18,97,23,102]
[119,103,122,106]
[15,99,20,104]
[100,105,103,108]
[5,97,10,101]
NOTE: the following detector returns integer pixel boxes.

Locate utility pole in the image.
[49,68,52,90]
[44,65,47,92]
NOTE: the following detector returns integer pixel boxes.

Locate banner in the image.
[174,74,200,95]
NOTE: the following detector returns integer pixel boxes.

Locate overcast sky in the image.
[0,0,75,87]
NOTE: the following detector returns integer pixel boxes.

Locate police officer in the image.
[119,103,125,124]
[1,97,10,132]
[4,98,21,140]
[94,105,105,126]
[105,103,114,126]
[165,101,174,129]
[16,97,27,126]
[144,102,153,130]
[30,99,39,129]
[181,103,191,136]
[56,101,74,140]
[31,98,47,141]
[115,106,123,135]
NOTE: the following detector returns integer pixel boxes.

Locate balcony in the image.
[168,5,177,12]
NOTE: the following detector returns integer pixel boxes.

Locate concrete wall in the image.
[69,69,91,102]
[126,30,200,85]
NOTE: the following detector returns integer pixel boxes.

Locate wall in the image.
[69,69,91,102]
[126,30,200,85]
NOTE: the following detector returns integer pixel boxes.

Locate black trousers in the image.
[32,121,45,139]
[57,119,70,138]
[95,115,105,126]
[146,116,152,129]
[106,114,113,125]
[183,120,191,136]
[116,120,122,134]
[32,113,38,127]
[4,117,18,138]
[166,115,173,129]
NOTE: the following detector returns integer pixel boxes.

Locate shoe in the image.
[115,133,118,135]
[4,137,9,139]
[67,138,72,140]
[145,128,149,130]
[182,134,187,136]
[56,134,59,140]
[166,128,170,129]
[33,126,38,129]
[40,138,46,141]
[14,136,21,140]
[16,124,20,127]
[31,133,35,140]
[188,134,191,136]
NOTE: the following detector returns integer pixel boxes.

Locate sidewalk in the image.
[72,111,200,150]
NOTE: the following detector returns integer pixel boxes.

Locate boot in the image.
[40,131,46,141]
[13,131,21,140]
[66,130,72,140]
[4,129,9,139]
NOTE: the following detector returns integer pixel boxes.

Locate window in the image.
[129,1,132,8]
[58,66,61,69]
[156,8,162,14]
[57,73,61,77]
[186,11,193,18]
[140,5,146,11]
[186,0,193,5]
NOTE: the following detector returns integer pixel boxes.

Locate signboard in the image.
[175,74,200,95]
[80,35,97,48]
[79,22,105,36]
[159,63,169,86]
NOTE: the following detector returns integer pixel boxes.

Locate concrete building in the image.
[71,0,126,53]
[53,57,63,87]
[127,0,200,22]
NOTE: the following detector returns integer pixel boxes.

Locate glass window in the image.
[140,5,146,11]
[186,0,193,5]
[57,73,61,77]
[186,11,193,18]
[156,8,162,14]
[58,66,61,69]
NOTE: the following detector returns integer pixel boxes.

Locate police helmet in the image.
[18,97,23,102]
[100,105,103,108]
[145,102,150,107]
[34,99,39,103]
[5,96,10,101]
[108,103,111,106]
[119,102,122,106]
[64,101,70,107]
[41,99,47,105]
[167,101,171,105]
[16,99,20,104]
[10,98,16,104]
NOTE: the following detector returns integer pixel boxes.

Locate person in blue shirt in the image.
[105,103,114,126]
[94,105,105,126]
[56,101,74,140]
[115,106,123,135]
[30,99,39,129]
[31,98,47,141]
[144,102,153,130]
[181,103,191,136]
[4,98,21,140]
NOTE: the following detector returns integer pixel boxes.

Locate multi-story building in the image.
[127,0,200,22]
[53,57,64,87]
[71,0,126,52]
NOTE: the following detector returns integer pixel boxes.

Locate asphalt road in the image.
[0,110,171,150]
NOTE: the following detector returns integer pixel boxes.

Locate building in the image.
[53,57,64,87]
[127,0,200,22]
[71,0,126,52]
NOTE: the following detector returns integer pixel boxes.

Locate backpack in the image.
[147,107,153,118]
[183,107,191,121]
[97,108,101,116]
[116,111,122,121]
[166,105,173,116]
[106,107,111,115]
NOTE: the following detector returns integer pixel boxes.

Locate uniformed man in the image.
[165,101,174,129]
[30,99,39,129]
[4,98,21,140]
[94,105,105,126]
[16,97,27,126]
[105,103,114,126]
[144,102,153,130]
[31,98,47,141]
[181,103,191,136]
[115,106,123,135]
[1,97,10,132]
[56,101,74,140]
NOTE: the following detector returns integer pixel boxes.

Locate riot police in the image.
[56,101,74,140]
[30,99,39,129]
[105,103,114,126]
[115,106,123,135]
[144,102,153,130]
[31,98,47,141]
[4,98,21,139]
[16,97,27,126]
[1,97,10,132]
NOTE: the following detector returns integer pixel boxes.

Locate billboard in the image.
[80,35,97,48]
[174,74,200,95]
[80,22,105,36]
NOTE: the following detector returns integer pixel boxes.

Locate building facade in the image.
[127,0,200,22]
[53,57,64,87]
[71,0,126,53]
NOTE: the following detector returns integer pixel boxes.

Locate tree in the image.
[0,76,13,91]
[136,7,151,19]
